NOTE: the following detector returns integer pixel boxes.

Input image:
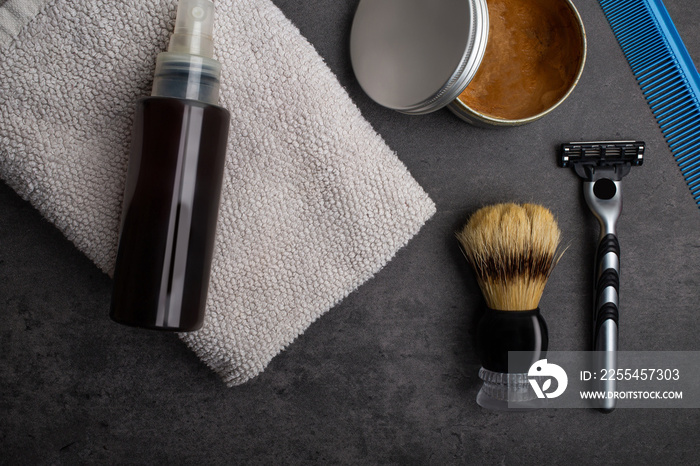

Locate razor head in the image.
[559,141,644,181]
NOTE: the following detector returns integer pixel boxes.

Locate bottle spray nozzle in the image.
[168,0,216,58]
[151,0,222,105]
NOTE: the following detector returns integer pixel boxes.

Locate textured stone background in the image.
[2,0,699,463]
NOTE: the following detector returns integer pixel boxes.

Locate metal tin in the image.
[350,0,489,115]
[350,0,587,127]
[447,0,587,127]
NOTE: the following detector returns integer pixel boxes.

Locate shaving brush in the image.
[456,203,563,410]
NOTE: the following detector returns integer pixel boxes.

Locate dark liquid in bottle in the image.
[111,97,230,331]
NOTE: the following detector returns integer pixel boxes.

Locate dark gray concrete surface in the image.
[2,0,700,463]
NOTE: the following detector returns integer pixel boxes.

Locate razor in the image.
[559,140,644,412]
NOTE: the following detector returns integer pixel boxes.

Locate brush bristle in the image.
[456,203,562,311]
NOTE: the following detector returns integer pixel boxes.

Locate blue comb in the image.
[598,0,700,207]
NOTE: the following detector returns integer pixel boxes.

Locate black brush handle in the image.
[584,179,621,412]
[475,308,548,374]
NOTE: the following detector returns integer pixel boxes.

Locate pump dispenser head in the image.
[151,0,222,105]
[168,0,215,58]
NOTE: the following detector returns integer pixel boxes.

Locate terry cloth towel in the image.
[0,0,436,385]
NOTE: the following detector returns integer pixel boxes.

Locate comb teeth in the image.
[599,0,700,208]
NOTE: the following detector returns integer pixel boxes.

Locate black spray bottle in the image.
[111,0,230,331]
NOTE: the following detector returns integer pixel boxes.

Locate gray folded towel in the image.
[0,0,435,385]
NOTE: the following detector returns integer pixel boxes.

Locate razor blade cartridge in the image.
[560,141,645,181]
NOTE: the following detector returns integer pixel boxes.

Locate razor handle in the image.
[584,178,621,413]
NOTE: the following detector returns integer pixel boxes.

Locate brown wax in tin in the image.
[458,0,584,120]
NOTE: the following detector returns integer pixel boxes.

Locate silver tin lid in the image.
[350,0,489,115]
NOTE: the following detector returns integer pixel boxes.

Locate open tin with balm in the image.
[350,0,586,126]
